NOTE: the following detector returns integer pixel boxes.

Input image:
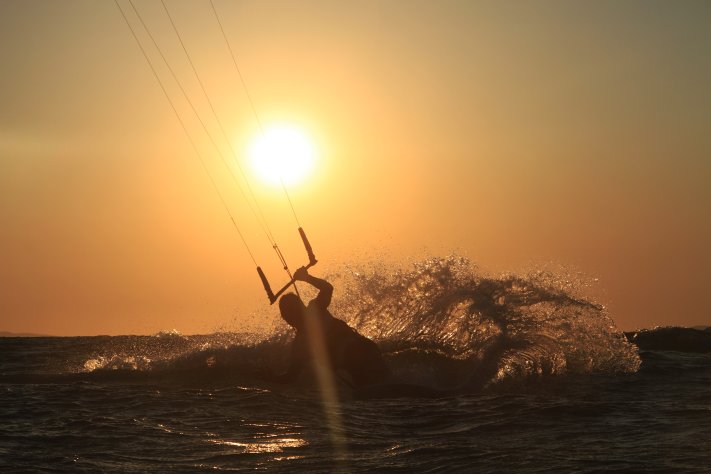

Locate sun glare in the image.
[247,125,316,187]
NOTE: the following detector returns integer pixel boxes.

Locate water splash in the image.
[79,332,283,374]
[75,255,639,390]
[330,255,640,387]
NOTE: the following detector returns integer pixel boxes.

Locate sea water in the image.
[2,256,710,472]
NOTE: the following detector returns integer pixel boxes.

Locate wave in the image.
[330,255,639,387]
[3,256,640,390]
[625,327,711,353]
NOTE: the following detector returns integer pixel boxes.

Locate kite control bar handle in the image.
[299,227,317,266]
[256,266,275,302]
[262,260,317,304]
[256,227,318,304]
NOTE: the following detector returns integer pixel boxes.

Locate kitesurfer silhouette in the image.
[276,267,391,388]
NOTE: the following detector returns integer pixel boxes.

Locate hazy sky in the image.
[1,0,710,335]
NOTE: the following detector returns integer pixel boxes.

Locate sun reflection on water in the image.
[208,437,307,453]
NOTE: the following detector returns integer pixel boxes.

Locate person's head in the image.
[279,293,305,329]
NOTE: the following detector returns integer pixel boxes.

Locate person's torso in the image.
[295,303,368,364]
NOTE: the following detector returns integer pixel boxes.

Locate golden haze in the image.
[1,1,710,335]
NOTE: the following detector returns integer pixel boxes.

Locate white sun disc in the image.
[248,125,316,186]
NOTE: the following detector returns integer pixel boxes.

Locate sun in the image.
[247,125,316,187]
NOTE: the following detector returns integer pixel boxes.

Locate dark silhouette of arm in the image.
[294,268,333,308]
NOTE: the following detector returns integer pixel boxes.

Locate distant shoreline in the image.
[0,331,53,337]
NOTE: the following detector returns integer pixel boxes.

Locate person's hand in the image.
[293,266,309,281]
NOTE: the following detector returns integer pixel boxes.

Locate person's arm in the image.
[294,267,333,308]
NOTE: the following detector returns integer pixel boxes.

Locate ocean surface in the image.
[2,257,710,472]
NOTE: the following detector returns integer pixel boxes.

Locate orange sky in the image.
[1,0,710,335]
